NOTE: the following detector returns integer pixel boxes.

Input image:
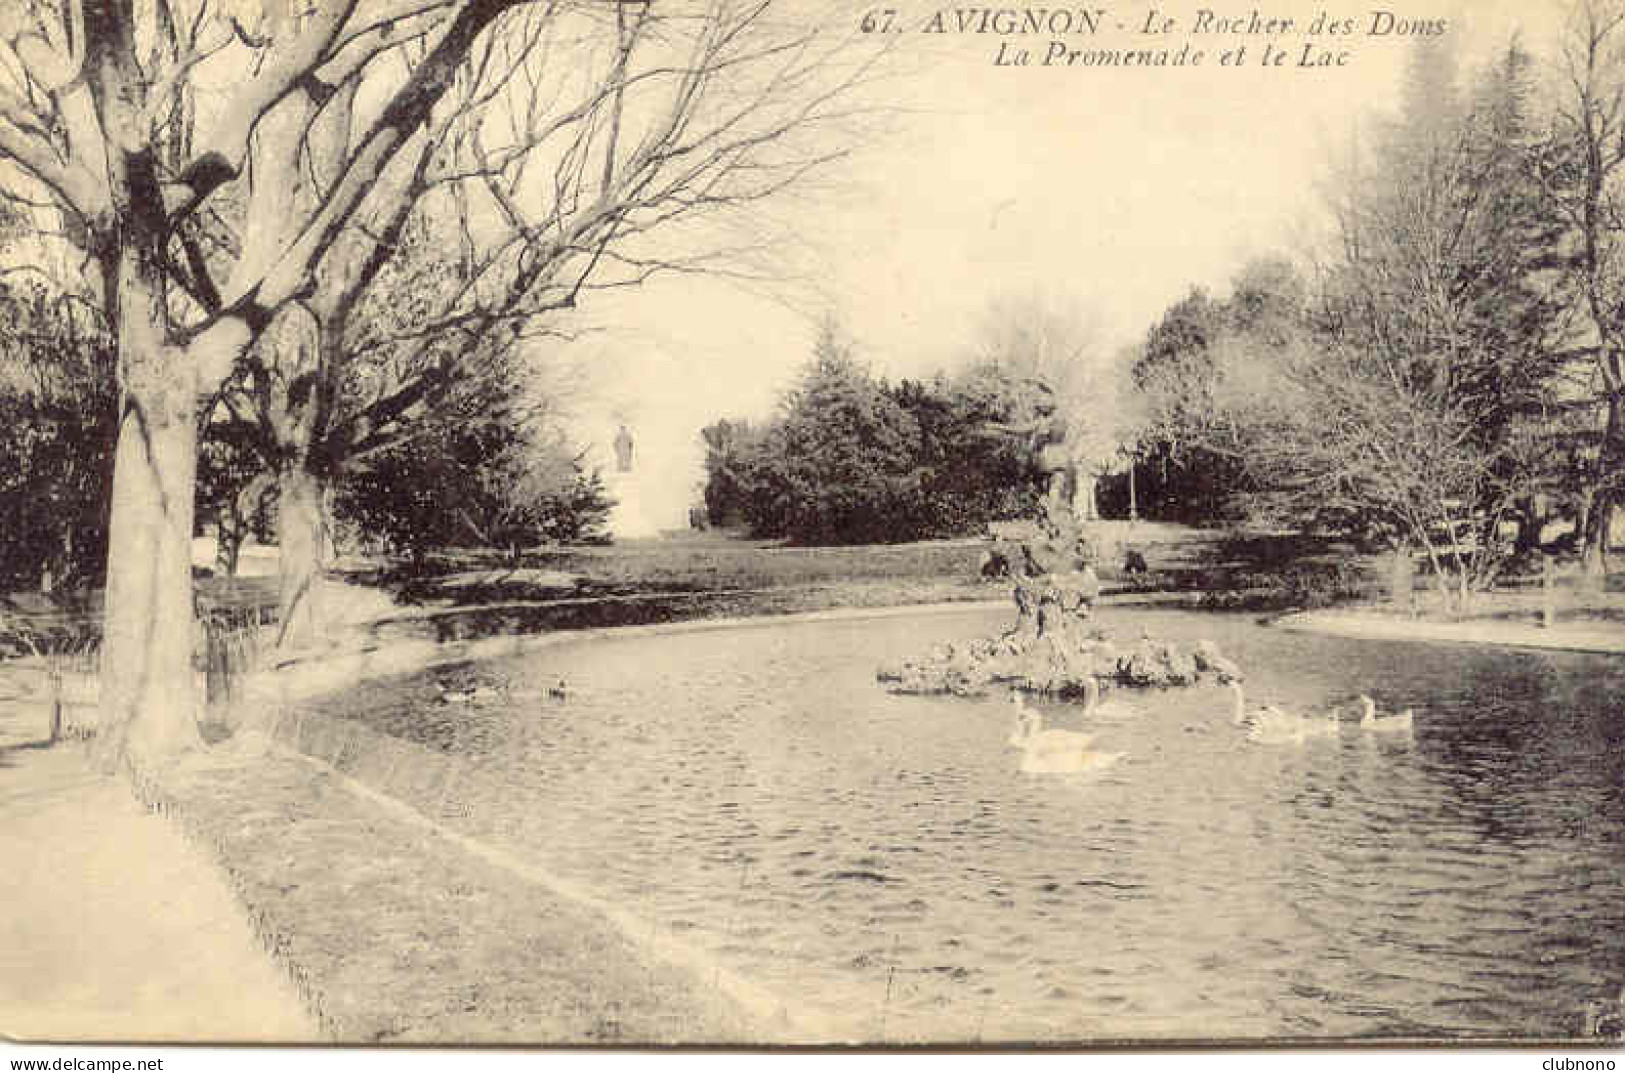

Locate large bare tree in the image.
[1534,0,1625,576]
[0,0,586,769]
[0,0,876,768]
[973,293,1137,522]
[223,0,877,648]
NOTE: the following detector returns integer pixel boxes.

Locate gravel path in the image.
[0,745,318,1043]
[1278,608,1625,655]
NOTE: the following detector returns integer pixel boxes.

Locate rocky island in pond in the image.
[878,505,1241,699]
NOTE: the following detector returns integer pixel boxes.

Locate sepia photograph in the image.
[0,0,1622,1053]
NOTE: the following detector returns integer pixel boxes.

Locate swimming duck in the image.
[439,682,502,704]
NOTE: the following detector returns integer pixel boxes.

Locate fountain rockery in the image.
[878,507,1241,699]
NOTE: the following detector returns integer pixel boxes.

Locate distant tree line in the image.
[701,323,1052,543]
[1127,29,1623,602]
[0,273,612,593]
[707,17,1625,603]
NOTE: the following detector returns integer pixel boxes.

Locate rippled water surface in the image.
[303,608,1625,1042]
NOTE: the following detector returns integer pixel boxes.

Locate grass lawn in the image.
[348,521,1244,630]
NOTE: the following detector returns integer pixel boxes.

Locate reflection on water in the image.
[300,608,1625,1042]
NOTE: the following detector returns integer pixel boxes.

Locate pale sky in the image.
[563,0,1568,528]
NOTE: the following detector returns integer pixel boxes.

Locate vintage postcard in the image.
[0,0,1622,1053]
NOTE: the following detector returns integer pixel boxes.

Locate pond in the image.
[295,606,1625,1043]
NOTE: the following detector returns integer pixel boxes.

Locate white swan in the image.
[1247,707,1309,745]
[1009,695,1071,749]
[1358,695,1414,733]
[1009,693,1093,750]
[1228,682,1338,744]
[1290,705,1341,739]
[1228,682,1287,730]
[1020,743,1123,775]
[1009,694,1121,773]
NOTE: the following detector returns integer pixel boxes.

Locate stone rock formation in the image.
[878,506,1240,699]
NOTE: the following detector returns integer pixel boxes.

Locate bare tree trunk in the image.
[1583,490,1612,579]
[1582,397,1621,584]
[95,262,203,769]
[216,517,243,578]
[259,301,332,651]
[1415,527,1451,613]
[276,465,327,651]
[1389,543,1414,611]
[1513,497,1541,557]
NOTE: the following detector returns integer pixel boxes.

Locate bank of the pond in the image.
[143,735,764,1044]
[2,733,772,1045]
[246,584,1208,710]
[247,595,1007,708]
[361,576,999,645]
[1278,606,1625,656]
